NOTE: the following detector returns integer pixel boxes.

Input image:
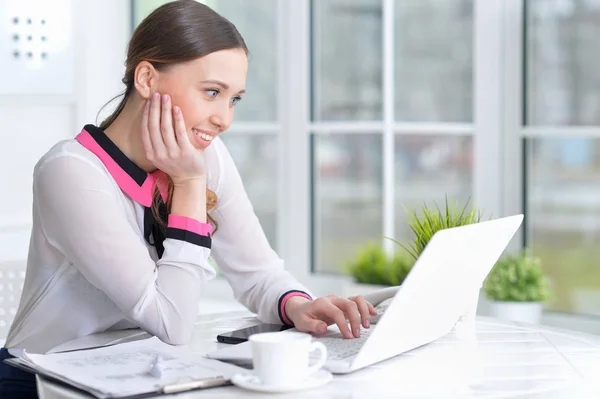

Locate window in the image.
[311,0,474,274]
[526,0,600,126]
[394,1,473,122]
[132,0,174,26]
[124,0,600,327]
[525,0,600,316]
[393,0,473,241]
[312,133,384,272]
[394,135,472,239]
[312,0,383,121]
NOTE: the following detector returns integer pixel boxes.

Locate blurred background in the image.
[1,0,600,340]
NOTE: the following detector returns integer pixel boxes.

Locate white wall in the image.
[0,0,130,263]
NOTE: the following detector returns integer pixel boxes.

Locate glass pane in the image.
[312,134,383,273]
[203,0,278,122]
[219,135,278,250]
[132,0,174,27]
[395,135,473,239]
[311,0,383,121]
[395,0,473,122]
[526,0,600,125]
[527,137,600,315]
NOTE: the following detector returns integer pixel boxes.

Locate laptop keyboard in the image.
[312,326,374,360]
[310,302,388,361]
[375,303,389,313]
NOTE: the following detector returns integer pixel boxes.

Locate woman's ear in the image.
[133,61,157,99]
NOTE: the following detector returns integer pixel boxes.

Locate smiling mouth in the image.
[191,128,214,141]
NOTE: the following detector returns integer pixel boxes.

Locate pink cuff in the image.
[167,214,212,236]
[280,291,312,326]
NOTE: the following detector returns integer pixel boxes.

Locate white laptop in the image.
[207,214,524,374]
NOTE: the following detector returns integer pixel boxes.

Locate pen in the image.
[162,376,229,394]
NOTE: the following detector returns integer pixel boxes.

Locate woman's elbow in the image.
[159,324,193,346]
[129,288,200,345]
[129,309,195,345]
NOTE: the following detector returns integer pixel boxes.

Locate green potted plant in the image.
[483,249,552,324]
[345,241,415,290]
[381,196,488,317]
[391,196,486,260]
[345,197,486,300]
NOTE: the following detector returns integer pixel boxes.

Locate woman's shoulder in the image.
[34,138,112,181]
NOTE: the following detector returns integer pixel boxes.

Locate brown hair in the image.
[99,0,248,233]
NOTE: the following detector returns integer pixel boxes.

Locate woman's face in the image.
[153,48,248,150]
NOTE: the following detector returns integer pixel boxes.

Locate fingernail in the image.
[366,320,370,328]
[162,94,168,103]
[153,92,159,100]
[354,328,360,337]
[173,106,180,115]
[318,326,326,334]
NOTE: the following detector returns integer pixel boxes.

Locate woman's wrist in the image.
[284,296,311,325]
[170,178,207,223]
[171,175,206,188]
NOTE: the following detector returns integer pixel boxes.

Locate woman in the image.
[0,1,376,397]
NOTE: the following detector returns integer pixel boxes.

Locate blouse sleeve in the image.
[34,154,216,345]
[207,138,313,325]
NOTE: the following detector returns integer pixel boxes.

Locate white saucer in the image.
[230,369,333,393]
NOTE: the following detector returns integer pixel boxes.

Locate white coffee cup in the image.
[249,331,328,387]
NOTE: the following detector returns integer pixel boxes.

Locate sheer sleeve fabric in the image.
[34,154,216,345]
[207,138,312,325]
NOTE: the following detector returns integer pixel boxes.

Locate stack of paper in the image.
[6,337,244,398]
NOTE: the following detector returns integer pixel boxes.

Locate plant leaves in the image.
[482,249,552,302]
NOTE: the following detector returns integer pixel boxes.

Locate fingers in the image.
[331,297,361,338]
[160,94,178,154]
[141,100,153,157]
[297,318,328,336]
[367,301,377,316]
[351,296,373,329]
[148,92,165,155]
[172,106,193,152]
[297,296,377,340]
[315,298,353,339]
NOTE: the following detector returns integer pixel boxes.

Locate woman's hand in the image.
[142,92,205,185]
[285,295,377,339]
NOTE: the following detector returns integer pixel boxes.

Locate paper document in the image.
[47,329,152,354]
[19,336,244,398]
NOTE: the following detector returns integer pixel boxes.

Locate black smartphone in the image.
[216,323,293,344]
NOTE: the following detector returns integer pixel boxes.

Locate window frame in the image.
[131,1,600,330]
[305,0,485,274]
[503,0,600,330]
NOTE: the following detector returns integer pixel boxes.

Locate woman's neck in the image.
[104,98,157,173]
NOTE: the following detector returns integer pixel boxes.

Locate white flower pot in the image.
[488,300,543,325]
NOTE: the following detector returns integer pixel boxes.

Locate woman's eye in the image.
[206,89,219,98]
[231,96,242,106]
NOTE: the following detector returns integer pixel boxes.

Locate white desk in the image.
[38,311,600,398]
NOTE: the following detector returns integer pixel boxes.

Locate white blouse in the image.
[4,125,311,354]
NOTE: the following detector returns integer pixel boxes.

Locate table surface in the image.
[38,311,600,399]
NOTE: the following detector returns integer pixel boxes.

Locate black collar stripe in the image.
[84,124,147,186]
